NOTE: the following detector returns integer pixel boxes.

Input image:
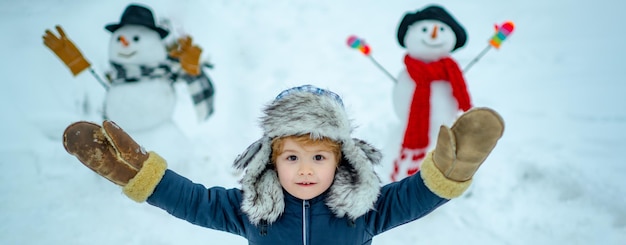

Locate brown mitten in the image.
[43,25,91,76]
[168,36,202,76]
[63,120,167,202]
[420,107,504,199]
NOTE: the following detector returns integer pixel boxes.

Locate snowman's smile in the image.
[117,51,137,58]
[421,40,445,48]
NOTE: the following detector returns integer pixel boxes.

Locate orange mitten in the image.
[43,25,90,76]
[169,36,202,76]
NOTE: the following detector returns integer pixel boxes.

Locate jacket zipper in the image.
[302,200,310,245]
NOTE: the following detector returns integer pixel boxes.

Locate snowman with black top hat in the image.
[43,3,215,133]
[390,5,472,181]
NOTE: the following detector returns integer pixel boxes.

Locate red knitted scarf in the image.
[402,55,471,149]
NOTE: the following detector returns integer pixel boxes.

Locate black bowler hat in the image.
[397,5,467,51]
[105,4,169,39]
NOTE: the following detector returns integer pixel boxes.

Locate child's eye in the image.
[287,155,298,161]
[313,155,325,161]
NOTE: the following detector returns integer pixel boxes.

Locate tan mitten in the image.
[63,120,167,202]
[420,107,504,199]
[43,25,91,76]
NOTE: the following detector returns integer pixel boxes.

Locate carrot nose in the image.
[431,25,438,39]
[119,35,129,47]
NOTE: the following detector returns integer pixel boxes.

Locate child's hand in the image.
[63,120,168,202]
[419,107,503,199]
[63,120,148,186]
[432,107,504,182]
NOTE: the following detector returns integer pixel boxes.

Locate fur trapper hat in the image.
[233,85,382,225]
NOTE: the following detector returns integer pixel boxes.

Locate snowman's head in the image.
[397,5,467,61]
[108,25,167,65]
[403,20,456,61]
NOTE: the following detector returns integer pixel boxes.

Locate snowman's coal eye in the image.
[133,36,140,42]
[117,36,121,42]
[422,27,428,32]
[440,27,445,31]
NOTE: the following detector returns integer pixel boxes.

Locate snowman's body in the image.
[393,71,458,152]
[390,12,470,181]
[105,77,175,131]
[104,25,176,132]
[102,20,203,163]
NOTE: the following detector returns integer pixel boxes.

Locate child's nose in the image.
[298,164,313,176]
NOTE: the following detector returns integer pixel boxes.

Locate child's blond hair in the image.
[271,134,342,165]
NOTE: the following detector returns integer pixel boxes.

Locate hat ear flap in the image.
[236,137,285,225]
[233,138,264,170]
[242,167,284,225]
[326,138,381,220]
[353,138,382,166]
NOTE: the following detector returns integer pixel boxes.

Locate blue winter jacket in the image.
[147,170,447,245]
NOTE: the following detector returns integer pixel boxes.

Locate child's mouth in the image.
[297,182,315,186]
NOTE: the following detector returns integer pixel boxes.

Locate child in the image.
[63,84,504,245]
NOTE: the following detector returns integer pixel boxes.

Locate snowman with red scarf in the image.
[390,5,472,182]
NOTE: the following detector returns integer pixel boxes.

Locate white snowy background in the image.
[1,0,625,244]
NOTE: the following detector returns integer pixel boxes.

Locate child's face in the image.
[274,138,338,200]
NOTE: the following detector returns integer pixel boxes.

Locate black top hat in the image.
[105,4,169,39]
[397,5,467,51]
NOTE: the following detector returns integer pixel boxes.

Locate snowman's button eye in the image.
[117,36,121,42]
[133,36,140,42]
[440,27,445,31]
[422,27,428,32]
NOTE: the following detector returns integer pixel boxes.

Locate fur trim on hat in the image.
[233,85,382,225]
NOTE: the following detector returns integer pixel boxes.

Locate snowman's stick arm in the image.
[463,21,515,73]
[88,68,110,91]
[368,55,397,83]
[346,35,397,83]
[463,44,492,73]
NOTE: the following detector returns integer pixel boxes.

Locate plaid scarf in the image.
[402,55,471,149]
[107,60,215,121]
